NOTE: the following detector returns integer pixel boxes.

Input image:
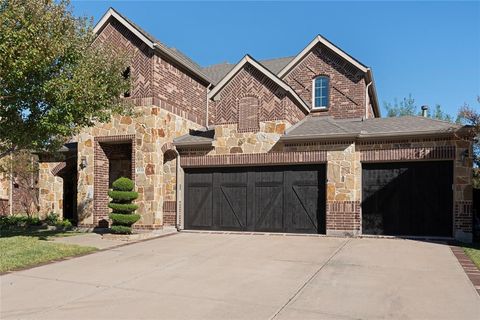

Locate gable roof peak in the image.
[93,7,211,84]
[207,54,309,113]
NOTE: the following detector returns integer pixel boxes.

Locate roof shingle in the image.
[282,115,462,140]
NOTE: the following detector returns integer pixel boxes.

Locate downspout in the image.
[9,152,13,215]
[365,81,372,119]
[206,84,213,128]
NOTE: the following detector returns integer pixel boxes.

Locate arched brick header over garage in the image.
[161,142,177,155]
[51,162,67,176]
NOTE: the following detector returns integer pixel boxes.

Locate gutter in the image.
[280,129,460,143]
[173,140,213,148]
[365,69,380,117]
[280,132,359,142]
[205,84,213,127]
[365,81,372,119]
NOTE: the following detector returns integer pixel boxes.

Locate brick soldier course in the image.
[9,7,472,241]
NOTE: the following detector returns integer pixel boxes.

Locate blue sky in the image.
[72,1,479,116]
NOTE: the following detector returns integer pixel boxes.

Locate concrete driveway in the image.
[1,232,479,320]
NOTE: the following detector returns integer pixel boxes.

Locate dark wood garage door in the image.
[185,165,326,234]
[362,161,453,237]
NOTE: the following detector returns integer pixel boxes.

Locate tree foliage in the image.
[457,97,480,188]
[0,0,131,158]
[384,94,455,122]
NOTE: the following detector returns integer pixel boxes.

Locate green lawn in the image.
[464,244,480,269]
[0,231,97,273]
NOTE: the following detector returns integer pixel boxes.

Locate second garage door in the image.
[184,165,326,234]
[362,161,453,237]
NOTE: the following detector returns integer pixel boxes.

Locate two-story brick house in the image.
[33,8,474,241]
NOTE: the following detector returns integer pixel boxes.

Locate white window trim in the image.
[312,76,329,109]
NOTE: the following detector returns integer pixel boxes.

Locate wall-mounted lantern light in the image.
[80,156,88,169]
[461,149,470,165]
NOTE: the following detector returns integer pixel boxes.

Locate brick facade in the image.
[95,18,208,126]
[283,43,368,119]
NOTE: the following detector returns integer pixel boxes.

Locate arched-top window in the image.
[313,76,329,108]
[123,67,131,98]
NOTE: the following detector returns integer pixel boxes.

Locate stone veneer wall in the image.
[0,169,9,215]
[211,121,289,155]
[75,105,201,228]
[38,162,63,218]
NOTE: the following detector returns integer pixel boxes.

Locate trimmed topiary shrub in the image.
[107,203,139,213]
[108,190,139,202]
[110,225,132,234]
[108,177,140,234]
[109,213,141,226]
[111,177,134,191]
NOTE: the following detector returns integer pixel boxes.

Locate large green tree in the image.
[0,0,131,158]
[457,97,480,188]
[384,94,455,122]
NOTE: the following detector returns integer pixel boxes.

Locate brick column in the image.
[454,139,473,242]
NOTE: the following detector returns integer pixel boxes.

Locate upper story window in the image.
[123,67,131,98]
[313,76,329,108]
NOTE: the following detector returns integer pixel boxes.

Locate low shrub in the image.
[0,215,42,229]
[109,213,141,226]
[55,219,73,230]
[110,225,132,234]
[45,212,59,226]
[26,216,42,226]
[111,177,134,192]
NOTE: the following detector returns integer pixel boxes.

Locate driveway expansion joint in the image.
[269,238,352,320]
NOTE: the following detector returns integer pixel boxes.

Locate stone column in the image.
[38,162,63,219]
[325,143,361,236]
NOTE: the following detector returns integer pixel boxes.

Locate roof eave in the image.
[280,133,359,142]
[93,8,154,49]
[152,44,212,84]
[173,141,213,148]
[278,35,369,78]
[280,128,465,143]
[93,8,212,85]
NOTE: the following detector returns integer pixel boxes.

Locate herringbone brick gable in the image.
[211,63,307,127]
